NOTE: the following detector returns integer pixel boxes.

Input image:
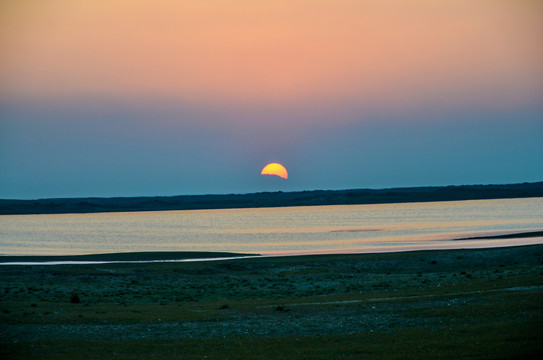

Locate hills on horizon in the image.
[1,182,542,215]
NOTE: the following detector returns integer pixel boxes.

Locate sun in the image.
[261,163,288,179]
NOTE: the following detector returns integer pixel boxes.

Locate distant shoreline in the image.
[1,181,542,215]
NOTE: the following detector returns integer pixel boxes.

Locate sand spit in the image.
[0,251,258,265]
[454,230,543,241]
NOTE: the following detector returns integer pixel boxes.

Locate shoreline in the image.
[2,243,542,359]
[2,229,542,265]
[2,181,542,215]
[454,230,543,240]
[0,251,258,265]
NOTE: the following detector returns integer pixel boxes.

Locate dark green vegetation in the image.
[1,182,542,215]
[1,245,542,359]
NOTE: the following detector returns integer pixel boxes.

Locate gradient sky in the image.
[1,0,542,199]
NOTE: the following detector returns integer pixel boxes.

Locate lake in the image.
[1,198,542,256]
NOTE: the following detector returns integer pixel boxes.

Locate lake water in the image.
[1,198,542,256]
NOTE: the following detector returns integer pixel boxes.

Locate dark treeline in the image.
[1,182,542,215]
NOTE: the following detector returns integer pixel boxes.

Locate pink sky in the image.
[1,0,542,198]
[2,1,541,110]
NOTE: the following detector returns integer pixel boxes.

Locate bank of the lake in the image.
[1,244,542,359]
[1,181,542,215]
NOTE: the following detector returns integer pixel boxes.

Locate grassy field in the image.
[1,245,542,359]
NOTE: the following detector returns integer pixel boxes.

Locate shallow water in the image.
[0,198,542,256]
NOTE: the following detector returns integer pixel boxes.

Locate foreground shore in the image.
[1,245,542,359]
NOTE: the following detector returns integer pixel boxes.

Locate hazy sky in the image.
[1,0,542,199]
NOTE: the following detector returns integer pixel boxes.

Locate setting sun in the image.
[261,163,288,180]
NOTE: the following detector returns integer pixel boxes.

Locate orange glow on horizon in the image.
[1,0,541,113]
[261,163,288,179]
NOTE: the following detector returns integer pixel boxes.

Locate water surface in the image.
[1,198,542,256]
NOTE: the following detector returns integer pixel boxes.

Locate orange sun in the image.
[261,163,288,179]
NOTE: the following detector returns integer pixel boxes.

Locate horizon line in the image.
[2,180,542,202]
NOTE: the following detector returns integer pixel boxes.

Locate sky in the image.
[1,0,542,199]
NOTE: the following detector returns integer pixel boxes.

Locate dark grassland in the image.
[1,245,542,359]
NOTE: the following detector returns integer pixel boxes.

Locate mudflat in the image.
[1,245,542,359]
